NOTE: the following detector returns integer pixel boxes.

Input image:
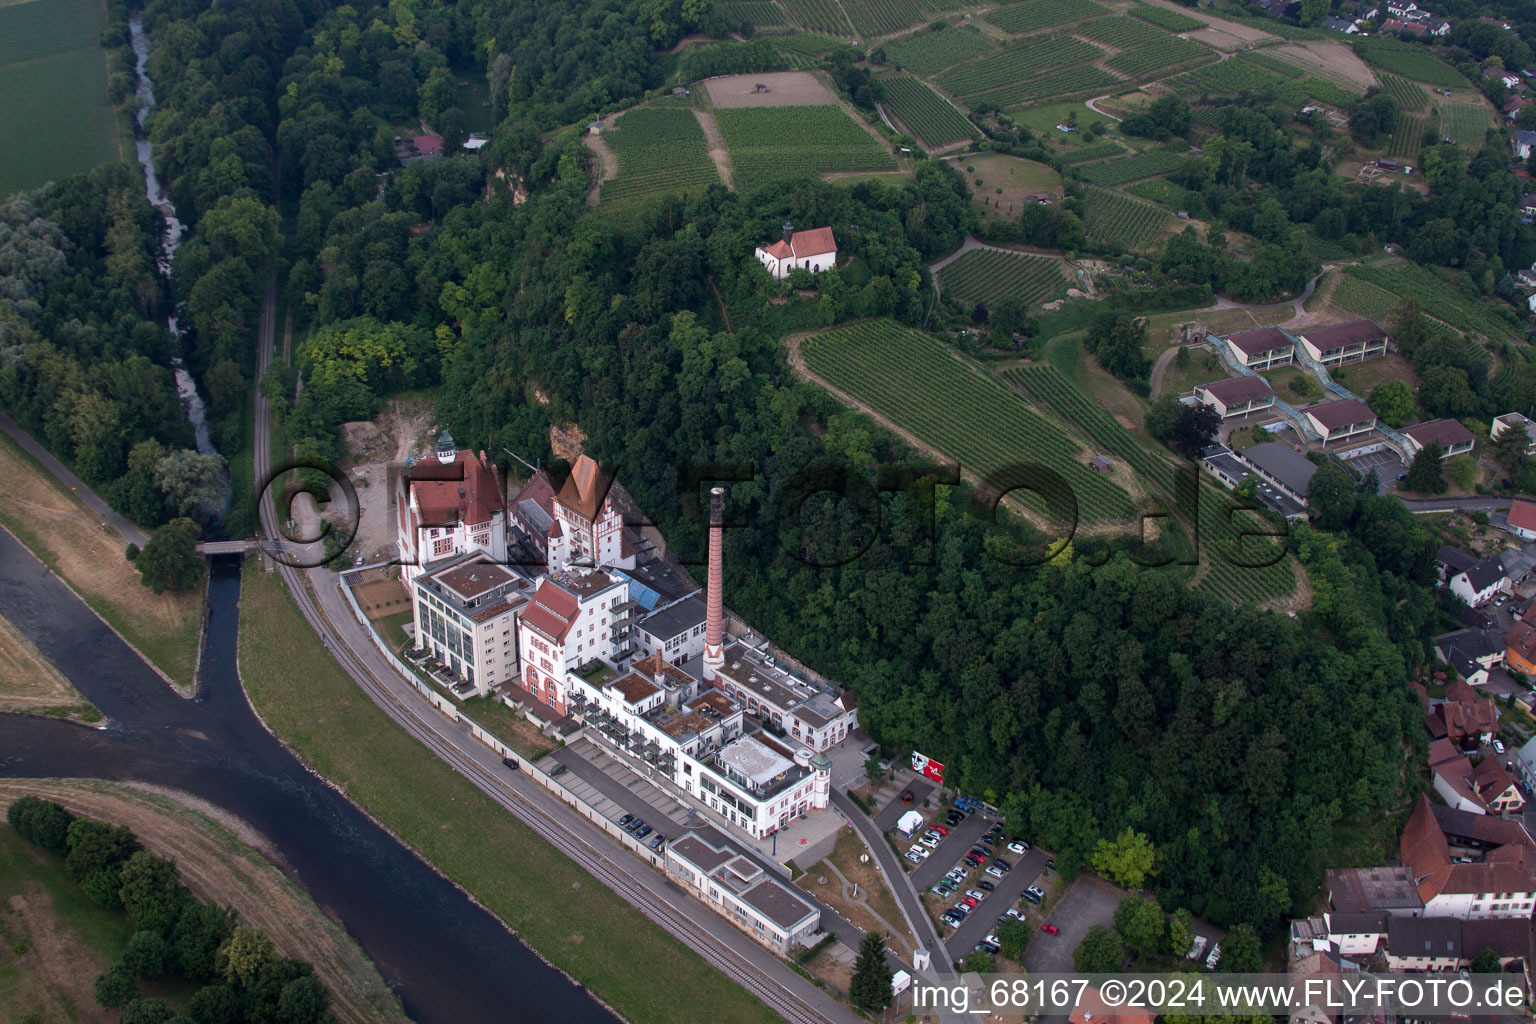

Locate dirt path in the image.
[0,780,409,1024]
[1084,96,1123,121]
[1148,345,1181,399]
[583,123,620,207]
[692,108,735,190]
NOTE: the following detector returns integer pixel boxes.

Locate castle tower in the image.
[434,429,456,464]
[702,486,725,684]
[810,751,831,810]
[782,220,794,245]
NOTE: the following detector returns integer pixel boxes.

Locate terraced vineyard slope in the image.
[716,105,896,192]
[937,248,1071,307]
[601,108,720,203]
[882,76,977,149]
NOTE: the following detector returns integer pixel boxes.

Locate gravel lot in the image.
[705,71,837,108]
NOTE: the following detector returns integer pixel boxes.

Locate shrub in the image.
[7,796,76,854]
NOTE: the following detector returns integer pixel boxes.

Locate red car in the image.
[932,824,950,836]
[961,896,981,908]
[1041,923,1059,935]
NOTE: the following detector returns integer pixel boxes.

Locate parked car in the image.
[1007,840,1027,854]
[635,824,653,839]
[1494,739,1507,755]
[969,845,989,858]
[502,757,520,771]
[979,834,998,847]
[648,833,666,850]
[1206,944,1222,970]
[965,889,987,901]
[961,896,980,909]
[920,834,940,848]
[908,845,930,860]
[951,904,971,918]
[906,851,923,864]
[992,859,1012,871]
[618,813,635,828]
[976,941,1000,955]
[1041,923,1059,935]
[977,881,995,892]
[932,824,950,836]
[624,818,644,833]
[945,812,965,825]
[551,763,569,777]
[985,865,1007,878]
[931,884,949,896]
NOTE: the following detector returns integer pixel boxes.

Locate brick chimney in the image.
[702,486,725,684]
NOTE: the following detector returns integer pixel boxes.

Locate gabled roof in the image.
[521,577,582,644]
[1470,757,1519,803]
[1306,398,1376,430]
[1458,555,1507,593]
[789,226,836,259]
[1516,129,1536,147]
[1438,545,1478,575]
[512,471,558,537]
[759,239,792,260]
[556,455,613,523]
[1404,418,1474,449]
[1222,325,1293,355]
[1501,547,1536,581]
[1508,498,1536,533]
[1299,319,1388,352]
[1196,376,1275,404]
[408,450,505,529]
[1388,915,1461,959]
[1508,622,1536,666]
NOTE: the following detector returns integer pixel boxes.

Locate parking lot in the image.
[907,807,999,890]
[1341,448,1405,492]
[943,846,1048,959]
[1021,874,1122,974]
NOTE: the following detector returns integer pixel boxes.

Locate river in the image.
[0,532,617,1024]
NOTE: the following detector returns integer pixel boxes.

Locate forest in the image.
[0,0,1503,945]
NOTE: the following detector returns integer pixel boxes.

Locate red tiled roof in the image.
[789,226,836,259]
[521,578,581,644]
[1223,326,1293,356]
[1470,757,1519,803]
[1428,738,1463,767]
[1506,620,1536,663]
[760,239,792,260]
[1404,419,1474,449]
[1300,319,1387,352]
[408,451,504,529]
[412,133,443,155]
[1197,376,1275,404]
[1306,398,1376,431]
[1508,499,1536,534]
[556,455,612,523]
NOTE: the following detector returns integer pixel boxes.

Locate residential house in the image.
[1402,419,1476,460]
[1322,13,1358,30]
[1521,195,1536,222]
[1431,802,1535,852]
[1385,916,1462,970]
[1514,735,1536,790]
[1289,950,1343,1024]
[1357,5,1379,17]
[1506,498,1536,540]
[1447,555,1509,608]
[1399,795,1536,919]
[1220,326,1295,370]
[1305,399,1378,445]
[1501,548,1536,588]
[1194,376,1277,418]
[1514,129,1536,160]
[1491,413,1536,455]
[410,554,532,696]
[1431,740,1484,814]
[1435,626,1504,685]
[1470,758,1525,815]
[633,593,708,666]
[395,432,508,584]
[546,455,651,571]
[754,222,837,280]
[1296,320,1389,367]
[1507,620,1536,677]
[1326,911,1389,958]
[1506,96,1531,123]
[508,471,559,565]
[1426,679,1501,749]
[664,834,820,953]
[1438,545,1479,583]
[1384,0,1415,15]
[1424,16,1450,34]
[1484,68,1523,89]
[517,566,635,714]
[1070,988,1155,1024]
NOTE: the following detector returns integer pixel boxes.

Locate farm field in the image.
[1013,101,1109,138]
[1385,110,1433,161]
[1377,72,1428,111]
[778,0,854,35]
[1174,53,1358,106]
[883,25,996,74]
[1080,185,1169,249]
[1353,35,1465,88]
[800,320,1137,523]
[938,35,1101,98]
[960,153,1061,219]
[985,0,1109,35]
[1330,272,1399,321]
[1058,140,1126,163]
[1075,149,1186,186]
[1128,4,1203,31]
[600,108,720,204]
[1103,36,1215,78]
[882,76,977,149]
[937,248,1071,307]
[715,105,895,192]
[1267,41,1376,93]
[1076,15,1171,48]
[724,0,789,27]
[1440,102,1493,145]
[0,0,120,199]
[1342,262,1518,339]
[842,0,923,36]
[1004,365,1297,605]
[985,66,1121,109]
[704,70,837,107]
[1124,177,1190,208]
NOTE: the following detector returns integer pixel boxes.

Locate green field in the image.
[1103,36,1215,79]
[778,0,854,35]
[1377,71,1428,111]
[1227,50,1301,78]
[1331,272,1402,321]
[985,0,1108,34]
[1058,140,1126,163]
[1003,365,1297,605]
[938,35,1102,98]
[238,563,785,1024]
[1385,110,1433,161]
[1440,102,1493,145]
[1080,185,1169,249]
[715,105,896,193]
[882,76,977,149]
[1127,4,1203,31]
[842,0,924,36]
[601,107,720,204]
[724,0,789,26]
[883,25,996,74]
[1075,149,1186,185]
[0,0,120,200]
[938,248,1071,307]
[984,66,1121,110]
[801,320,1137,523]
[1353,35,1465,88]
[1124,176,1190,207]
[1077,15,1172,48]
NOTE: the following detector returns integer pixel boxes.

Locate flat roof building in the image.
[1221,326,1295,370]
[1243,442,1319,500]
[1296,319,1388,367]
[664,833,821,953]
[411,554,532,697]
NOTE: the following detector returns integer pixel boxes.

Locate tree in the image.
[122,930,174,979]
[1169,405,1220,460]
[1492,425,1531,476]
[1167,907,1195,959]
[277,975,330,1024]
[135,522,208,595]
[218,926,276,990]
[1114,895,1168,962]
[1470,946,1502,974]
[850,932,893,1011]
[1085,313,1151,383]
[963,950,996,973]
[864,755,883,782]
[1403,441,1447,494]
[173,902,235,982]
[1092,828,1156,889]
[1218,923,1262,972]
[998,918,1032,961]
[153,450,229,520]
[1074,924,1125,972]
[118,998,174,1024]
[118,852,189,936]
[95,963,138,1009]
[187,985,243,1024]
[1306,459,1357,530]
[1446,454,1478,491]
[1366,380,1415,427]
[7,795,75,853]
[1146,395,1182,443]
[66,819,141,908]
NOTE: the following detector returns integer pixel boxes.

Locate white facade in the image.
[711,640,857,753]
[395,436,507,585]
[517,568,633,716]
[1491,413,1536,456]
[664,834,820,953]
[1421,889,1536,920]
[411,556,531,696]
[754,224,837,281]
[1448,565,1509,608]
[547,456,635,571]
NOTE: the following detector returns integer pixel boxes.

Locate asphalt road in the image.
[0,412,148,547]
[249,275,855,1024]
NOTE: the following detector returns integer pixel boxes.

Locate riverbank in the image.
[237,560,784,1024]
[0,612,97,721]
[0,779,409,1024]
[0,431,201,691]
